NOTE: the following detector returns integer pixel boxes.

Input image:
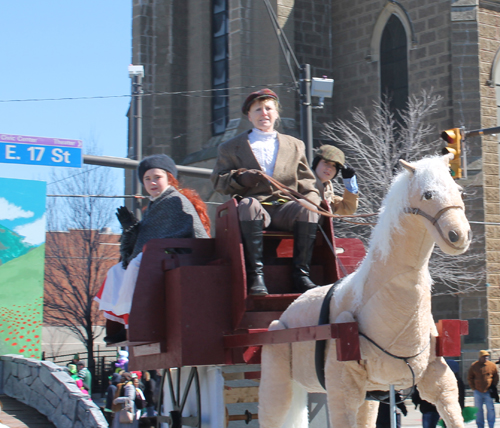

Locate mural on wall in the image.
[0,178,46,359]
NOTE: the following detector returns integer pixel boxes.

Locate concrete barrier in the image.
[0,354,108,428]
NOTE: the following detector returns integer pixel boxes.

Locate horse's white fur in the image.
[258,156,471,428]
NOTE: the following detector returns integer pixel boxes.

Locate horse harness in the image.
[404,205,465,251]
[314,283,431,403]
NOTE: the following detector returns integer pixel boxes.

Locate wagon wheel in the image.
[157,367,201,428]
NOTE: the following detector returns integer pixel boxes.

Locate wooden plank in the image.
[224,322,355,347]
[222,372,244,381]
[224,386,259,404]
[225,322,361,361]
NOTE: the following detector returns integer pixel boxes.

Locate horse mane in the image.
[334,156,450,310]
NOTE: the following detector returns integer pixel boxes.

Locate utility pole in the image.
[300,64,314,163]
[129,64,144,220]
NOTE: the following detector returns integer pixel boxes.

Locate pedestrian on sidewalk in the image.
[412,386,440,428]
[468,350,499,428]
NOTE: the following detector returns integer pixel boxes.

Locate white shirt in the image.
[248,128,279,176]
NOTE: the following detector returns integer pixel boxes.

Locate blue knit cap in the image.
[138,154,178,183]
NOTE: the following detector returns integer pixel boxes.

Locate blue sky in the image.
[0,1,131,192]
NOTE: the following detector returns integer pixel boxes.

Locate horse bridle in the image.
[404,205,465,251]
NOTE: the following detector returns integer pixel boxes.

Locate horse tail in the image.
[281,381,308,428]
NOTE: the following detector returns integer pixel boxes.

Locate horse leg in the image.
[325,356,367,428]
[258,320,295,428]
[356,400,379,428]
[324,311,368,427]
[418,358,464,428]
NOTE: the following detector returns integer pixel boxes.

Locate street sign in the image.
[0,134,82,168]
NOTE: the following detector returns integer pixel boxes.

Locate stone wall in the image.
[478,4,500,354]
[0,354,107,428]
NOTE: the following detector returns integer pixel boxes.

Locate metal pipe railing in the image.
[83,154,213,178]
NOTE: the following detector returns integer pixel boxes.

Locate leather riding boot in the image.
[292,221,319,293]
[240,220,268,296]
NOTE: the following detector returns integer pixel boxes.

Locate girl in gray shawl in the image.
[95,155,210,343]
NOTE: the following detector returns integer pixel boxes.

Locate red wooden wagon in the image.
[113,199,362,427]
[116,199,467,428]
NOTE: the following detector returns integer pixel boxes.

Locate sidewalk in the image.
[0,395,55,428]
[402,397,500,427]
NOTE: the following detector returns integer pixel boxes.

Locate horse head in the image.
[400,155,471,255]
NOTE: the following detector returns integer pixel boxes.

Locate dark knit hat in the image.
[242,88,279,115]
[138,154,178,183]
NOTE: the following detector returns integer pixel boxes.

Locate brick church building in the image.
[129,0,500,372]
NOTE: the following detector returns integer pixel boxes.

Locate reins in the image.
[360,331,430,403]
[314,283,430,404]
[259,172,466,243]
[258,171,377,223]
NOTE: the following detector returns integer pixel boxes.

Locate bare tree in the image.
[44,163,121,380]
[322,90,485,295]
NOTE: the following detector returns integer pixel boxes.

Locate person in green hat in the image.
[312,145,358,215]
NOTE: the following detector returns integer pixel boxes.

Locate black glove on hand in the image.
[116,206,139,230]
[341,165,356,179]
[236,169,266,188]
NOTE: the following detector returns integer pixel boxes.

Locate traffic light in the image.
[441,128,462,179]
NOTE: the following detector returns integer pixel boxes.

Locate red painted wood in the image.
[435,319,468,357]
[335,238,366,275]
[128,238,218,343]
[224,322,360,362]
[334,322,361,361]
[127,198,367,370]
[244,371,262,379]
[129,265,233,370]
[215,200,247,330]
[224,322,357,346]
[243,346,262,364]
[460,320,469,336]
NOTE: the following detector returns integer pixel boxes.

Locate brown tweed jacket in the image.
[211,130,321,205]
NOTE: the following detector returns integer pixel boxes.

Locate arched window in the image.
[380,14,409,120]
[493,52,500,133]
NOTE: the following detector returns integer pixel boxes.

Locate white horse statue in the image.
[258,155,472,428]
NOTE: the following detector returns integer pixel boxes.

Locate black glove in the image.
[236,169,266,188]
[120,224,140,269]
[341,165,356,179]
[116,206,139,231]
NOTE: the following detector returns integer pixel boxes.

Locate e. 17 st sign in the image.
[0,134,82,168]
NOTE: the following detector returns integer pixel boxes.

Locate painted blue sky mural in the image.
[0,178,46,246]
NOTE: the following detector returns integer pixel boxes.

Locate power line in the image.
[47,166,104,185]
[0,82,294,104]
[47,194,146,199]
[46,193,222,205]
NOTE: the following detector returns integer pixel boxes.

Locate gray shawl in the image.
[124,186,208,265]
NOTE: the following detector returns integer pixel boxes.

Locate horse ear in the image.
[442,152,454,165]
[399,159,416,175]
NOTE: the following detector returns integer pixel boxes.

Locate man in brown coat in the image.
[211,89,321,295]
[468,350,499,428]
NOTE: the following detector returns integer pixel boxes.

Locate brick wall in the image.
[478,5,500,352]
